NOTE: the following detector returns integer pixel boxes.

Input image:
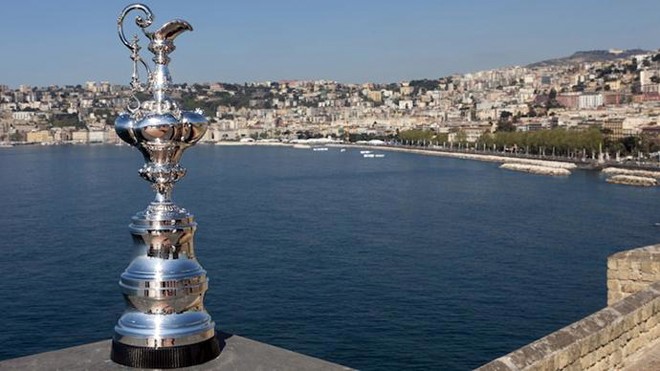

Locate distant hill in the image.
[527,49,651,68]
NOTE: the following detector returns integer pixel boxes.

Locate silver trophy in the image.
[111,4,220,368]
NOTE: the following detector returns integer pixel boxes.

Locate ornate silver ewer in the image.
[111,4,220,368]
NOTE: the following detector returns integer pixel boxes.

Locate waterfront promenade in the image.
[4,140,660,172]
[213,140,660,172]
[341,143,660,172]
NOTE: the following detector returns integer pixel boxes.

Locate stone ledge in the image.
[0,332,353,371]
[609,244,660,262]
[478,245,660,371]
[608,244,660,306]
[477,286,660,370]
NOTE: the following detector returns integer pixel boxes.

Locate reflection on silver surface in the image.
[113,3,215,350]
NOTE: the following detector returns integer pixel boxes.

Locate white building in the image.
[71,130,88,143]
[399,100,413,110]
[578,94,604,110]
[85,81,97,92]
[12,111,36,120]
[88,130,105,143]
[639,70,660,93]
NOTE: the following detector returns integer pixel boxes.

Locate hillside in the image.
[527,49,651,68]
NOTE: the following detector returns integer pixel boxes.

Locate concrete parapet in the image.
[478,245,660,371]
[0,332,353,371]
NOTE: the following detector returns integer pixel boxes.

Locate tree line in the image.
[394,128,660,157]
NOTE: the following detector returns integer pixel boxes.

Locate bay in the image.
[0,145,658,370]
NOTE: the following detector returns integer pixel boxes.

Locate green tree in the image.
[454,130,468,145]
[496,121,516,132]
[398,129,435,142]
[9,132,24,141]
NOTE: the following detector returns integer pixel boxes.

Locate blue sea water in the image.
[0,145,659,370]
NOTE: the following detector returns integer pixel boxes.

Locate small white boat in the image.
[363,153,385,158]
[340,148,346,152]
[360,150,372,154]
[312,147,328,151]
[375,154,385,158]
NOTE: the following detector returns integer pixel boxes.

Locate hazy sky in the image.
[2,0,660,87]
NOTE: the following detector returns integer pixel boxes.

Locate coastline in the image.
[212,141,295,147]
[338,144,660,184]
[8,141,660,184]
[330,143,579,169]
[209,141,579,170]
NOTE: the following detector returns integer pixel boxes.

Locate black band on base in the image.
[111,335,221,369]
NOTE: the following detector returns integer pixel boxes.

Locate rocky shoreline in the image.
[500,163,572,176]
[601,167,660,187]
[601,167,660,179]
[606,175,658,187]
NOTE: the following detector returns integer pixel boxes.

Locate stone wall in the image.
[607,244,660,306]
[478,244,660,371]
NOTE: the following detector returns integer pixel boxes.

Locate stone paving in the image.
[0,332,353,371]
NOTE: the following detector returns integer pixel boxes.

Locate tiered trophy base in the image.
[110,335,221,369]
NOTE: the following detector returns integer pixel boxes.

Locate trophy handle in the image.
[118,4,154,113]
[118,3,153,51]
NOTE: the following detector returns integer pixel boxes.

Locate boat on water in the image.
[312,147,328,151]
[360,150,372,154]
[340,148,346,152]
[0,143,13,148]
[293,144,311,149]
[363,153,385,158]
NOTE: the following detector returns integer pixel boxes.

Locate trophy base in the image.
[110,335,221,368]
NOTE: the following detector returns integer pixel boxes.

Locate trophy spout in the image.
[153,19,193,43]
[148,20,193,66]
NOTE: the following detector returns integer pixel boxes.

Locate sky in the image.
[1,0,660,87]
